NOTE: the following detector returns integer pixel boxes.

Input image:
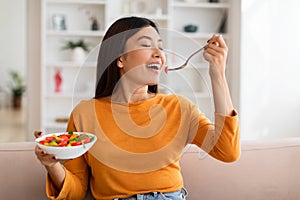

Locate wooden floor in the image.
[0,106,26,142]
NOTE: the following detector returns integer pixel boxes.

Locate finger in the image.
[208,35,227,49]
[35,145,47,156]
[37,151,58,163]
[203,52,214,64]
[205,48,218,57]
[215,35,227,48]
[40,154,59,165]
[207,36,220,49]
[34,130,44,138]
[205,44,222,56]
[212,41,219,47]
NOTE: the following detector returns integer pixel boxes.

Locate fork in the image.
[165,44,207,73]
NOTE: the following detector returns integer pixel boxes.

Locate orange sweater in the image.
[46,94,240,200]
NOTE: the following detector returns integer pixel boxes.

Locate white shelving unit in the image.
[41,0,237,131]
[164,0,231,120]
[41,0,107,132]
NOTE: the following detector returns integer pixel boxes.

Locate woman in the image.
[35,16,240,200]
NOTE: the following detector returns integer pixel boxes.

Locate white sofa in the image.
[1,138,300,200]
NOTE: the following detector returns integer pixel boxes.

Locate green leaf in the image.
[61,39,89,52]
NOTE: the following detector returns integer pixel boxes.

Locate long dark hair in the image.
[94,16,159,99]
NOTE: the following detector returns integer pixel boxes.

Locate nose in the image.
[152,47,164,59]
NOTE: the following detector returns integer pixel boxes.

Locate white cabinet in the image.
[40,0,238,131]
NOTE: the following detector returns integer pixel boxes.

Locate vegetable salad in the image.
[39,131,95,147]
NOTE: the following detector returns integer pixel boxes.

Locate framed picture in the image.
[52,14,66,31]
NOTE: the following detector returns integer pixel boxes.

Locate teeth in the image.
[146,63,160,70]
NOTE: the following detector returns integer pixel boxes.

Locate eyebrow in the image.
[137,35,163,43]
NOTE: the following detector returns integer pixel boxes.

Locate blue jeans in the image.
[113,188,188,200]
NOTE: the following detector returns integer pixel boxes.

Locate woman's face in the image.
[118,26,166,86]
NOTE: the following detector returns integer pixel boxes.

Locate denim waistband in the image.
[114,187,188,200]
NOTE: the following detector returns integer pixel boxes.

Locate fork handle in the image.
[186,45,207,61]
[168,44,207,71]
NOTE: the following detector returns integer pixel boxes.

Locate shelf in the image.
[43,121,68,129]
[172,2,230,9]
[46,0,106,5]
[122,13,169,21]
[45,92,92,99]
[173,32,229,39]
[46,61,97,68]
[47,30,105,37]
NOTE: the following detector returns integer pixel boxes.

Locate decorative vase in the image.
[91,19,99,31]
[13,96,22,109]
[70,47,86,62]
[54,68,63,93]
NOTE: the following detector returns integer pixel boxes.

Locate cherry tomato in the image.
[71,141,82,146]
[39,140,48,144]
[61,134,72,138]
[58,140,68,147]
[45,136,55,141]
[80,137,90,144]
[58,135,69,141]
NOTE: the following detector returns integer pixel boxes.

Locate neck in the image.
[111,83,154,103]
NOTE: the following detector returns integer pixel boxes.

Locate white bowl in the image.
[35,132,97,159]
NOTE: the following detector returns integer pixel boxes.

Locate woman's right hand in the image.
[34,130,59,167]
[34,131,66,190]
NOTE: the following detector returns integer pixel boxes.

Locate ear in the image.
[117,56,124,68]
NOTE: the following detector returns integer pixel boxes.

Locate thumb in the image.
[34,130,44,138]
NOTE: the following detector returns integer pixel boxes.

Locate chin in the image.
[147,81,159,86]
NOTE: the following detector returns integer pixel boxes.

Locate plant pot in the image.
[13,96,22,109]
[70,47,86,62]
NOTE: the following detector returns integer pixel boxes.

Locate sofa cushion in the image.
[0,142,47,200]
[180,138,300,200]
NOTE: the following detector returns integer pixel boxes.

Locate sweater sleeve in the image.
[189,105,240,163]
[46,113,90,200]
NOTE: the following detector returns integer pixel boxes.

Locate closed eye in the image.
[140,44,164,51]
[141,44,151,48]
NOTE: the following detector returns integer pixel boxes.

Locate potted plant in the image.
[9,71,26,108]
[61,39,89,62]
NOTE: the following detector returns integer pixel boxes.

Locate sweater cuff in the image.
[46,165,71,200]
[215,109,238,118]
[214,109,239,132]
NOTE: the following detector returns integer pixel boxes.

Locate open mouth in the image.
[146,63,160,70]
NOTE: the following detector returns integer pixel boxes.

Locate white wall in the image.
[0,0,26,89]
[240,0,300,139]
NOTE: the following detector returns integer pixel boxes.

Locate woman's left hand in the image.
[203,34,228,77]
